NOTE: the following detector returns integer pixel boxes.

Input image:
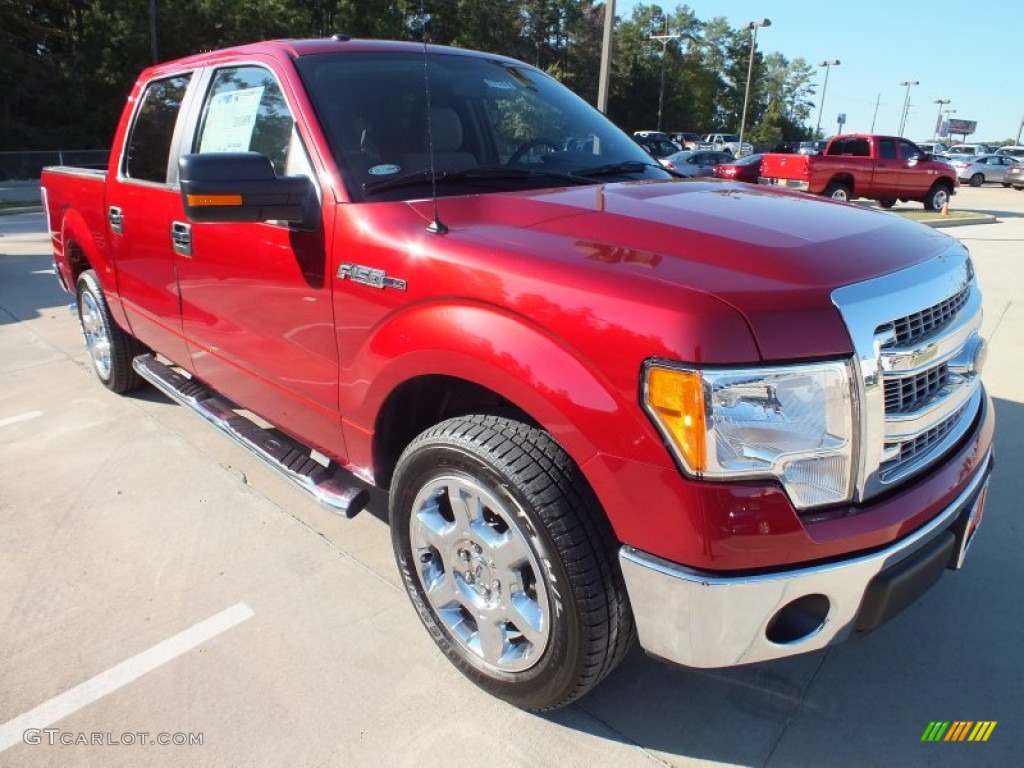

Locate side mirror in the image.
[178,152,318,229]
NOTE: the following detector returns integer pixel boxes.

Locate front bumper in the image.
[619,448,993,668]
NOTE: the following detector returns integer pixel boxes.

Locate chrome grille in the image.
[831,249,983,502]
[881,284,970,347]
[881,405,966,477]
[884,365,949,414]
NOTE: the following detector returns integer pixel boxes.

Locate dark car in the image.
[713,153,764,184]
[636,136,682,160]
[662,149,735,177]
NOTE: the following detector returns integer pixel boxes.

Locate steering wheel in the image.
[509,137,561,164]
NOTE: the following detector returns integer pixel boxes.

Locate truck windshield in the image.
[296,51,670,201]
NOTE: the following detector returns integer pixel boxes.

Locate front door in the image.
[173,63,344,459]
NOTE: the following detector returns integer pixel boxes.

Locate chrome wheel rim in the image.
[409,475,550,673]
[831,189,848,201]
[933,188,949,208]
[80,290,112,380]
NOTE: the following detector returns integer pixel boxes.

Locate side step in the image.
[132,354,370,518]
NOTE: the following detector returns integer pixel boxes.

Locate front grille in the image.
[884,365,949,414]
[882,405,967,477]
[882,284,970,347]
[832,249,983,502]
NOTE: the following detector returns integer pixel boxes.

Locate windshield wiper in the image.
[363,166,596,195]
[571,161,661,178]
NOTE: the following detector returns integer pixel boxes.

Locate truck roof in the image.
[141,37,520,76]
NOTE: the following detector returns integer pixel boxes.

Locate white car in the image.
[917,141,947,155]
[947,154,1019,186]
[946,143,993,157]
[701,133,754,156]
[994,145,1024,159]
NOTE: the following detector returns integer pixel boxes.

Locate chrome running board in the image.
[132,354,369,518]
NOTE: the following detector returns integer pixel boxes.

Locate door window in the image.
[123,75,192,183]
[195,66,309,177]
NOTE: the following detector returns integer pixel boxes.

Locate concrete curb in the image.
[916,214,997,228]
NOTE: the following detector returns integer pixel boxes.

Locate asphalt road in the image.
[2,187,1022,767]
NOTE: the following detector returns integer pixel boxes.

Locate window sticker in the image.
[484,78,517,91]
[368,164,401,176]
[200,87,265,153]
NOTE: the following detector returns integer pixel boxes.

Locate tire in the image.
[968,173,984,188]
[878,198,896,209]
[390,415,634,711]
[1001,182,1011,188]
[923,182,952,211]
[823,181,851,201]
[1016,186,1024,191]
[76,269,145,393]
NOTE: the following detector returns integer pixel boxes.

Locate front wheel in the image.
[923,183,952,211]
[390,415,634,711]
[968,173,984,187]
[878,197,896,209]
[76,269,144,393]
[823,181,851,201]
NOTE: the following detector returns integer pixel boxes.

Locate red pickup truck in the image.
[42,39,993,711]
[760,134,958,209]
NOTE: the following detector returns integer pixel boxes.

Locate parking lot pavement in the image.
[2,192,1021,767]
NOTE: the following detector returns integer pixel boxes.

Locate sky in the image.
[617,0,1024,144]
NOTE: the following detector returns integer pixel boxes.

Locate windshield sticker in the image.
[368,164,401,176]
[484,78,517,91]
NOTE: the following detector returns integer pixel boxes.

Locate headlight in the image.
[643,360,856,509]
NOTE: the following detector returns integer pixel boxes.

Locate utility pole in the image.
[650,22,681,132]
[932,99,950,140]
[149,0,159,64]
[738,19,771,153]
[597,0,615,113]
[897,80,919,137]
[814,60,840,139]
[870,93,881,133]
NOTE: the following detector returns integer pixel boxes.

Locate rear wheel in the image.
[923,183,952,211]
[390,415,634,711]
[823,181,851,201]
[878,198,896,209]
[76,270,145,393]
[968,173,984,187]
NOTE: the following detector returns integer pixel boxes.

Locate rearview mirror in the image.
[178,152,318,229]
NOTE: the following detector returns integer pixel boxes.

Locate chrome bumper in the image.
[758,177,809,191]
[619,450,992,668]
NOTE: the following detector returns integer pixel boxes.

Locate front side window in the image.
[195,66,297,176]
[123,74,192,183]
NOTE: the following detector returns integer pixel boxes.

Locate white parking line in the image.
[0,602,254,753]
[0,411,42,429]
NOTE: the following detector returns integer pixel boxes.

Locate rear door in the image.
[872,137,902,197]
[173,62,344,458]
[107,73,197,366]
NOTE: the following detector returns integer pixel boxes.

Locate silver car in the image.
[947,154,1020,187]
[662,150,735,177]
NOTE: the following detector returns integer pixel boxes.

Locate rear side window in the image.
[195,66,295,175]
[123,75,192,183]
[878,139,897,159]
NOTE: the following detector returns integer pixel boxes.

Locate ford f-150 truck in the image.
[760,134,958,209]
[42,39,994,712]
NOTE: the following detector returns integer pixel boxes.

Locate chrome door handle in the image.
[108,206,123,235]
[170,221,192,257]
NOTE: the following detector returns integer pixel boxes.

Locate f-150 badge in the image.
[337,263,407,291]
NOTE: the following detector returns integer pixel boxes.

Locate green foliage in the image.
[0,0,822,151]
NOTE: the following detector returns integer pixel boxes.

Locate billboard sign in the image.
[946,118,977,135]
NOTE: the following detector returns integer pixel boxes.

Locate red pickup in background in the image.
[760,134,958,209]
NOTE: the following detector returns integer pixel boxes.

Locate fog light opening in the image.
[766,594,831,645]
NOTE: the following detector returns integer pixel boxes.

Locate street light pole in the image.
[738,18,771,153]
[597,0,615,113]
[897,80,919,137]
[942,109,957,140]
[650,24,681,132]
[932,99,950,140]
[814,59,840,139]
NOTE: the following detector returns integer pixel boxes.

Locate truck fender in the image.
[342,301,664,478]
[58,206,130,328]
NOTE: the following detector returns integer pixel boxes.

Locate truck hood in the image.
[418,179,960,360]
